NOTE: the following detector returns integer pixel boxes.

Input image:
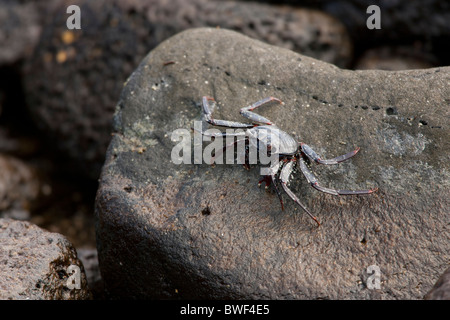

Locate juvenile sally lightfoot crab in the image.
[197,96,378,226]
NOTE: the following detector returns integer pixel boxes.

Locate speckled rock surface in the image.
[0,218,91,299]
[95,28,449,299]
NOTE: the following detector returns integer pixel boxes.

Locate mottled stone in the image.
[95,28,448,299]
[0,218,91,299]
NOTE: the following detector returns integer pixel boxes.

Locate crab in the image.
[197,96,377,226]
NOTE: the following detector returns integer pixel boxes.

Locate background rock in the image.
[0,154,40,220]
[76,247,104,299]
[0,218,91,299]
[0,1,41,66]
[23,0,352,180]
[236,0,450,66]
[354,46,435,70]
[95,28,449,299]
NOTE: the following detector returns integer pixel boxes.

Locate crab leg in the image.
[279,160,321,226]
[258,161,284,210]
[298,157,377,195]
[240,97,284,125]
[202,96,254,128]
[300,143,360,165]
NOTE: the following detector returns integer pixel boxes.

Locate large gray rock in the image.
[0,218,91,299]
[95,28,449,299]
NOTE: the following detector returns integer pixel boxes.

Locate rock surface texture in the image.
[424,267,450,300]
[0,218,91,299]
[95,28,449,299]
[0,154,40,220]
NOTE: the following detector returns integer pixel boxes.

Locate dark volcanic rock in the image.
[424,267,450,300]
[240,1,450,54]
[237,0,450,67]
[0,218,91,299]
[318,0,450,46]
[95,28,449,299]
[23,0,351,180]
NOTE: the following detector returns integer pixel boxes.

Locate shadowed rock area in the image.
[95,28,449,299]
